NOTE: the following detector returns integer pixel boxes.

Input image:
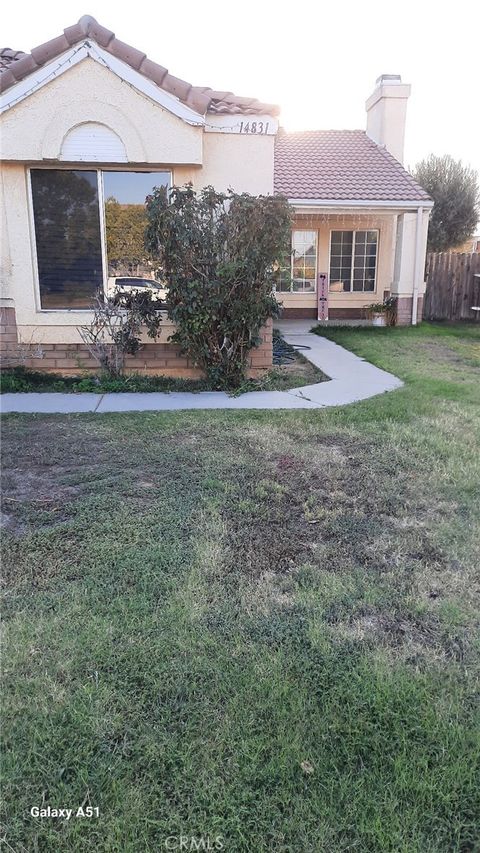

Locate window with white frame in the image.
[30,168,170,309]
[277,230,317,292]
[329,230,378,293]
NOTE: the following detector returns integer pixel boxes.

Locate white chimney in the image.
[366,74,411,164]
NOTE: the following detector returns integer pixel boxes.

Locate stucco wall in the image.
[365,80,410,164]
[193,132,274,195]
[1,56,277,346]
[392,210,429,298]
[0,58,203,165]
[172,134,274,195]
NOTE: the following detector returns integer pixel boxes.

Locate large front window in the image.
[30,169,170,309]
[278,230,317,292]
[329,230,378,292]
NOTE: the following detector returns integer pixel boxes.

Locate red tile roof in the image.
[0,48,26,70]
[0,16,279,117]
[274,130,431,202]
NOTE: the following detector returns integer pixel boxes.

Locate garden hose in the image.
[273,334,311,365]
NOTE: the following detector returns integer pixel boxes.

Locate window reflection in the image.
[103,171,169,280]
[30,169,171,309]
[31,170,103,309]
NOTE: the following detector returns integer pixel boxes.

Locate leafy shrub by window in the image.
[78,290,162,377]
[145,185,292,388]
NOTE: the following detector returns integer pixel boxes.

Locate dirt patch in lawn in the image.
[275,349,324,381]
[332,609,464,664]
[2,468,80,503]
[416,340,474,367]
[0,510,26,538]
[0,420,116,536]
[216,429,464,657]
[1,467,81,535]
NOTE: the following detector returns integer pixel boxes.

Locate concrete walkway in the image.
[1,323,402,413]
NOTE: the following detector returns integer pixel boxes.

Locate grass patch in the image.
[1,323,479,851]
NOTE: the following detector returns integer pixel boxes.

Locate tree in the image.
[412,155,480,251]
[104,197,153,275]
[145,185,292,388]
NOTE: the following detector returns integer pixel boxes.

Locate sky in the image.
[3,0,479,177]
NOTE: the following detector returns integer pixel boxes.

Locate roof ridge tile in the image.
[0,15,280,117]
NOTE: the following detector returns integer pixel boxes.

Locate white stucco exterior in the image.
[1,58,203,165]
[0,37,430,342]
[0,49,277,342]
[366,75,411,165]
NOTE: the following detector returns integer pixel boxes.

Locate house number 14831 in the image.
[238,121,270,134]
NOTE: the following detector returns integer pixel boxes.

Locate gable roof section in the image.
[0,15,279,117]
[274,130,431,203]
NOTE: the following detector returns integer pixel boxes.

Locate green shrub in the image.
[145,185,292,388]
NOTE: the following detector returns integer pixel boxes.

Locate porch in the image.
[276,207,430,326]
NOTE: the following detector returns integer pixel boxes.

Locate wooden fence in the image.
[424,252,480,321]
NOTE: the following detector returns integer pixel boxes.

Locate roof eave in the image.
[288,198,434,210]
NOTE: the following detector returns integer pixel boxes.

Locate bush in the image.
[78,290,162,378]
[145,185,292,388]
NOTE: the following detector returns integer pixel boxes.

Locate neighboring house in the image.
[0,16,432,377]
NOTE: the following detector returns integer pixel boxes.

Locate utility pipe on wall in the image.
[411,206,424,326]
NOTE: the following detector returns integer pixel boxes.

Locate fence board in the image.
[424,252,480,321]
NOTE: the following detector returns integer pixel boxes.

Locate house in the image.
[0,16,432,377]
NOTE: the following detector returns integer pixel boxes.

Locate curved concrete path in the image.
[0,324,402,414]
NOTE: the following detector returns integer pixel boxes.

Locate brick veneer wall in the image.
[0,307,19,362]
[281,307,318,319]
[0,315,273,378]
[396,296,423,326]
[280,300,426,325]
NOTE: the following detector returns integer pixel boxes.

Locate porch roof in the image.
[274,130,431,204]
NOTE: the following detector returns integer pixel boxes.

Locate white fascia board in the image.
[0,41,205,127]
[89,44,204,126]
[0,44,88,114]
[205,114,278,134]
[289,198,434,210]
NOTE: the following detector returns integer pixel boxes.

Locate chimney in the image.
[366,74,411,164]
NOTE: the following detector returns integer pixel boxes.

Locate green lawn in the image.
[1,322,479,852]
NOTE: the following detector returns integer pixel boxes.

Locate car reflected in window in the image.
[107,276,168,304]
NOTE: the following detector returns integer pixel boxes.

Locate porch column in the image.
[411,206,424,325]
[392,209,429,325]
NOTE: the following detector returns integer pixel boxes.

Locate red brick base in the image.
[0,312,273,378]
[280,307,318,319]
[396,296,424,326]
[328,308,364,320]
[280,299,425,325]
[0,307,19,364]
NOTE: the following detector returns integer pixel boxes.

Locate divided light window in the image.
[278,230,317,292]
[30,169,170,309]
[329,230,378,292]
